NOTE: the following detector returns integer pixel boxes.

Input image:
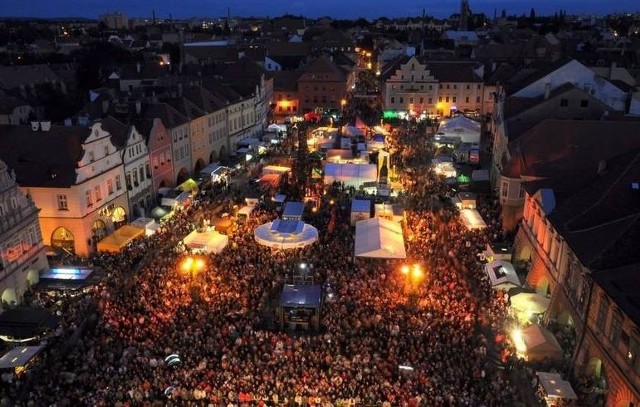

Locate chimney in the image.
[40,121,52,132]
[136,62,141,73]
[31,121,40,131]
[544,82,551,100]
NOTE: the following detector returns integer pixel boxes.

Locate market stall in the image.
[354,217,406,259]
[96,225,145,253]
[183,229,229,254]
[536,372,578,406]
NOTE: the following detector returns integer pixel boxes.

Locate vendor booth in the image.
[183,229,229,254]
[436,115,481,144]
[485,260,521,291]
[513,324,564,363]
[254,219,319,250]
[460,208,487,230]
[354,217,406,259]
[130,217,160,236]
[351,199,372,226]
[277,284,322,332]
[536,372,578,406]
[374,203,404,223]
[96,225,145,253]
[511,292,550,318]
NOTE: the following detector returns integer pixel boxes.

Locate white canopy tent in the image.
[513,324,564,362]
[485,260,521,291]
[436,115,481,144]
[354,217,406,259]
[324,163,378,188]
[254,219,319,250]
[460,209,487,230]
[511,292,550,315]
[183,229,229,254]
[537,372,578,404]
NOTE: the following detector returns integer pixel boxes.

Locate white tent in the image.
[254,220,318,250]
[436,115,481,144]
[485,260,521,290]
[514,324,564,362]
[183,229,229,254]
[324,163,378,188]
[354,217,406,259]
[460,208,487,230]
[537,372,578,402]
[511,292,550,315]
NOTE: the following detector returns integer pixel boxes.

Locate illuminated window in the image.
[57,194,68,210]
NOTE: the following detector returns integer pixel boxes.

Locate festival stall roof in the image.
[36,266,106,291]
[96,225,145,253]
[279,284,322,308]
[324,163,378,188]
[518,324,564,363]
[485,260,521,290]
[511,292,551,315]
[537,372,578,401]
[0,307,59,339]
[130,217,159,236]
[374,203,404,223]
[254,220,319,250]
[0,345,45,369]
[460,209,487,230]
[183,229,229,254]
[436,115,481,144]
[354,217,406,259]
[282,201,305,220]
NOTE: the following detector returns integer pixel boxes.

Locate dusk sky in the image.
[1,0,638,20]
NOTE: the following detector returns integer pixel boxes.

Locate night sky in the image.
[1,0,638,20]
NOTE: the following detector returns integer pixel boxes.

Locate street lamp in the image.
[180,255,206,299]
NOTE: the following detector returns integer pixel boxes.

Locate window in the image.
[501,181,509,198]
[95,185,102,202]
[609,311,622,347]
[116,175,122,190]
[85,190,93,207]
[596,297,609,331]
[560,99,569,107]
[580,100,589,108]
[107,179,114,195]
[57,195,68,210]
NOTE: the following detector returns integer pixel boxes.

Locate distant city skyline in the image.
[1,0,639,21]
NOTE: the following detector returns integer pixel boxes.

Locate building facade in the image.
[0,160,48,309]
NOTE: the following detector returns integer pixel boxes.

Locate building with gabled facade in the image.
[380,56,489,119]
[102,117,154,218]
[0,121,129,256]
[0,159,48,309]
[514,147,640,407]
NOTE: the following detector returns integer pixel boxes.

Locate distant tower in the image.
[459,0,470,31]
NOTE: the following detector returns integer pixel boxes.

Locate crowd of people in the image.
[0,121,528,406]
